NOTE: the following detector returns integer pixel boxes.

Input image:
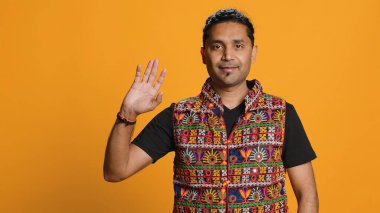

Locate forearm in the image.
[103,116,136,182]
[287,162,319,213]
[296,192,319,213]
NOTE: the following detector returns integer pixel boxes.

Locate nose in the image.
[221,46,233,61]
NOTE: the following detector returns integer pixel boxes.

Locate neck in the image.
[211,80,249,109]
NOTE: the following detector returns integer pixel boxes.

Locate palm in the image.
[121,59,167,117]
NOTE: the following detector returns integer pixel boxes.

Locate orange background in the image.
[1,0,379,212]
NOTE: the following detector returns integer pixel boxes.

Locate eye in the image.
[212,44,222,50]
[236,44,244,48]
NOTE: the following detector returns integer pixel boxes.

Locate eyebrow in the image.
[210,39,246,44]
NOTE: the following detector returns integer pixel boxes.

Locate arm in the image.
[103,59,167,182]
[287,161,319,213]
[103,120,153,182]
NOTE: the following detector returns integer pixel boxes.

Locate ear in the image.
[200,46,206,64]
[251,45,258,63]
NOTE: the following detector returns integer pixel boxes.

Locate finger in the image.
[153,68,167,91]
[147,59,159,84]
[134,64,142,83]
[154,92,163,106]
[142,60,153,82]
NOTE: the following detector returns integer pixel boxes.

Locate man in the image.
[104,8,318,213]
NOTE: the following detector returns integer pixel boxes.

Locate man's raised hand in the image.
[119,59,167,120]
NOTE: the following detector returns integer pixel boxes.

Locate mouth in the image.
[219,66,239,73]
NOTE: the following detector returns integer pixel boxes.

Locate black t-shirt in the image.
[131,101,317,168]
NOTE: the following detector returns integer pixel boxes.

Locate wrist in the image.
[116,111,137,126]
[119,107,138,121]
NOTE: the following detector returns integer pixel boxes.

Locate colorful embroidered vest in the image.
[172,77,288,213]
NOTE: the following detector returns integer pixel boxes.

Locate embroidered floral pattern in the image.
[173,77,288,212]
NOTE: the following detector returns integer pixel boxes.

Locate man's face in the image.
[201,22,257,88]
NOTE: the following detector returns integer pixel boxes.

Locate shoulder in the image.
[176,96,201,104]
[285,101,294,111]
[260,92,286,108]
[284,101,301,125]
[174,96,202,111]
[152,102,176,121]
[284,101,298,115]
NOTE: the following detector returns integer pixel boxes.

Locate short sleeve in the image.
[282,102,317,168]
[130,103,175,163]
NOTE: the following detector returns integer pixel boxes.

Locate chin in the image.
[217,77,240,86]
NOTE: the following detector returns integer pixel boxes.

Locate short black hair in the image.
[202,8,255,47]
